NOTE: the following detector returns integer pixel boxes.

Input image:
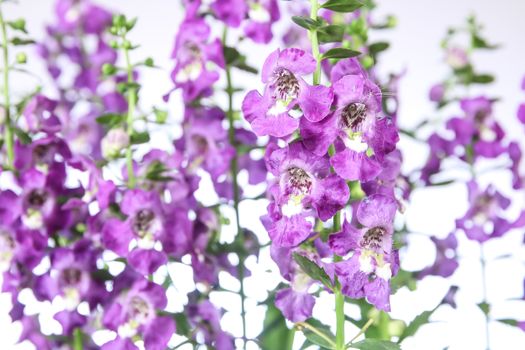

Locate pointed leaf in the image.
[321,0,364,13]
[350,339,401,350]
[322,48,361,60]
[398,309,434,342]
[292,16,324,31]
[293,253,332,289]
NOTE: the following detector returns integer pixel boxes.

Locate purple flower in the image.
[456,181,525,242]
[418,233,459,279]
[301,70,397,181]
[102,278,174,350]
[170,15,224,101]
[509,142,524,189]
[176,107,234,180]
[263,142,349,247]
[329,194,398,311]
[275,287,315,322]
[242,48,333,137]
[188,300,235,349]
[212,0,280,44]
[518,103,525,125]
[23,94,61,134]
[429,83,445,102]
[102,189,167,274]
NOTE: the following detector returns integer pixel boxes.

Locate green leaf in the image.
[233,62,258,74]
[471,74,494,84]
[496,319,518,327]
[96,113,125,128]
[477,301,490,316]
[260,303,293,350]
[145,161,172,182]
[125,17,138,31]
[13,127,32,144]
[350,339,401,350]
[293,253,332,289]
[397,309,434,342]
[10,37,35,46]
[116,82,140,94]
[173,312,191,336]
[7,19,27,33]
[153,108,168,123]
[322,48,361,60]
[130,131,150,144]
[317,25,345,43]
[223,46,258,74]
[471,34,498,50]
[301,319,335,349]
[368,42,390,56]
[321,0,364,13]
[223,46,241,65]
[292,16,324,31]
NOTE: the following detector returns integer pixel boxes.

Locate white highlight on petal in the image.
[249,4,271,23]
[358,253,374,274]
[268,99,288,116]
[376,263,392,280]
[63,287,81,311]
[343,133,368,153]
[22,209,44,230]
[281,196,304,218]
[175,61,203,83]
[292,271,311,293]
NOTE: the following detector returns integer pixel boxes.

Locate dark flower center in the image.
[191,134,208,153]
[362,226,386,250]
[0,231,15,250]
[27,189,48,208]
[341,102,367,130]
[133,209,155,236]
[287,167,312,195]
[273,68,300,101]
[60,268,82,286]
[33,144,52,162]
[128,296,151,320]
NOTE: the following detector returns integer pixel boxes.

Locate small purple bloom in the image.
[329,194,398,311]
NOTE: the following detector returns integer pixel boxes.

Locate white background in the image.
[1,0,525,349]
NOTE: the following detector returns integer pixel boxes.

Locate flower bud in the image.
[101,128,129,159]
[102,63,117,76]
[16,52,27,64]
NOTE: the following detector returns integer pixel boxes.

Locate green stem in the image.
[222,26,247,350]
[335,288,345,350]
[123,38,136,188]
[287,327,296,350]
[0,7,14,170]
[72,328,83,350]
[480,244,490,350]
[309,0,346,345]
[309,0,321,85]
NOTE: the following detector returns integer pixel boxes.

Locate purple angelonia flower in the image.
[429,83,445,103]
[176,107,234,180]
[102,278,174,350]
[242,48,333,137]
[102,189,167,274]
[508,142,524,189]
[188,300,235,349]
[301,63,398,181]
[329,194,398,311]
[263,141,349,247]
[170,13,224,101]
[418,233,459,279]
[212,0,280,44]
[456,181,525,242]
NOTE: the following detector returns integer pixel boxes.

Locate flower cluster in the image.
[244,31,400,320]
